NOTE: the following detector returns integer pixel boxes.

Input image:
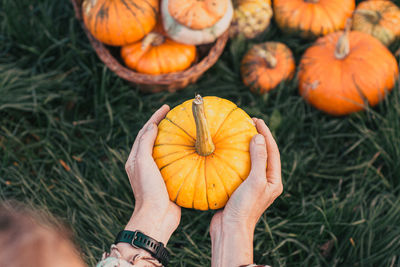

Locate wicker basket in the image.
[70,0,229,93]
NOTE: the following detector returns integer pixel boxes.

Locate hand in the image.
[210,118,283,267]
[220,118,283,227]
[116,105,181,262]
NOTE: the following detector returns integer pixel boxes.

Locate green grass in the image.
[1,0,400,266]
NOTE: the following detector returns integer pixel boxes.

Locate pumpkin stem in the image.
[255,46,277,68]
[335,19,351,60]
[141,32,165,51]
[304,0,319,3]
[192,94,215,156]
[354,9,381,24]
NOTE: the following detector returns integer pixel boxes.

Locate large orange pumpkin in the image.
[352,0,400,46]
[121,31,197,74]
[153,95,258,210]
[82,0,159,46]
[273,0,355,38]
[241,42,295,93]
[298,21,399,115]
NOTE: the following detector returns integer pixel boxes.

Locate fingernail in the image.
[147,123,155,131]
[255,134,265,145]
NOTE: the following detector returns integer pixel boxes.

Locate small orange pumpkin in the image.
[241,42,295,93]
[352,0,400,46]
[153,95,258,210]
[121,31,197,75]
[82,0,159,46]
[273,0,355,38]
[298,21,399,115]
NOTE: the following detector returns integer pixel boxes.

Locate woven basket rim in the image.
[71,0,229,86]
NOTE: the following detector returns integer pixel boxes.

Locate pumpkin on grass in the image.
[352,0,400,46]
[161,0,233,45]
[298,20,399,115]
[241,42,295,93]
[153,95,258,210]
[230,0,273,39]
[121,31,197,74]
[273,0,355,38]
[82,0,159,46]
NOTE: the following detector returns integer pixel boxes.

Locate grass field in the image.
[1,0,400,266]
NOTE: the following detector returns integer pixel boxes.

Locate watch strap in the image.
[114,230,169,266]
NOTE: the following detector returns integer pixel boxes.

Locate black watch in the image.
[114,230,169,266]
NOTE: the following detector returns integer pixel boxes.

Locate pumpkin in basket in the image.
[298,21,399,115]
[273,0,355,38]
[161,0,233,45]
[153,95,258,210]
[230,0,273,39]
[241,42,295,93]
[82,0,159,46]
[121,30,197,74]
[352,0,400,46]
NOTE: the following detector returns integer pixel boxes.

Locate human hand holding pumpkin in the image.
[210,118,283,267]
[115,105,181,262]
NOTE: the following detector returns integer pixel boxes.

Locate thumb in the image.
[137,123,158,159]
[249,134,267,178]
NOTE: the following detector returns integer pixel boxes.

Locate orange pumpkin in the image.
[273,0,355,38]
[298,21,399,115]
[241,42,295,93]
[230,0,273,39]
[121,31,197,74]
[352,0,400,46]
[153,95,258,210]
[82,0,158,46]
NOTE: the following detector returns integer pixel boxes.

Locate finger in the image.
[248,134,268,178]
[252,117,258,124]
[136,104,170,144]
[145,104,171,127]
[255,120,282,187]
[136,122,158,162]
[126,105,170,165]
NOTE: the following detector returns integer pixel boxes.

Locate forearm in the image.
[211,221,255,267]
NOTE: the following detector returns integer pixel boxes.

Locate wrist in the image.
[126,202,180,245]
[113,230,170,267]
[221,213,257,233]
[115,202,180,265]
[221,219,254,244]
[125,209,171,245]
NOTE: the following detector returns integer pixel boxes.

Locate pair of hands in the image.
[120,105,283,266]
